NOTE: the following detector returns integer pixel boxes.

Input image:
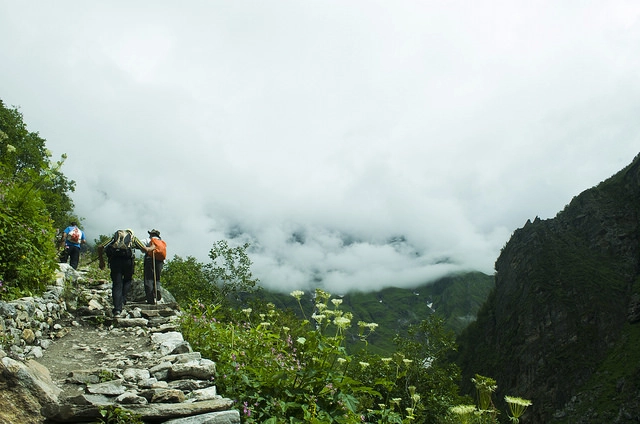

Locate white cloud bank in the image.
[1,1,639,292]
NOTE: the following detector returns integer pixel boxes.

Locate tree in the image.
[162,255,214,305]
[0,99,76,230]
[162,240,259,308]
[0,99,76,299]
[207,240,259,301]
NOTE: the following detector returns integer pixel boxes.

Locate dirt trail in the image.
[34,311,157,400]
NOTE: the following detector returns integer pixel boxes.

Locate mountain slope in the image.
[456,153,640,423]
[247,271,494,354]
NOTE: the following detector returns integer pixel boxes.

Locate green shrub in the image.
[0,176,57,299]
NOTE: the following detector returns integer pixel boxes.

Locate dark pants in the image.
[110,256,134,313]
[68,245,81,269]
[60,245,81,269]
[144,256,163,304]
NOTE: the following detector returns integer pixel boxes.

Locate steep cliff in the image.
[456,153,640,423]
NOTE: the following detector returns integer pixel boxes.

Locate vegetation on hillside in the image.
[161,242,528,423]
[243,272,493,355]
[0,99,76,299]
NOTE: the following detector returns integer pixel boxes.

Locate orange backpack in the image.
[150,238,167,261]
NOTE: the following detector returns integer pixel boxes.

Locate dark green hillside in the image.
[248,271,494,355]
[455,153,640,423]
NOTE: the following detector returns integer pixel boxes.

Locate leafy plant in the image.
[446,375,531,424]
[179,287,463,423]
[93,405,143,424]
[97,369,115,382]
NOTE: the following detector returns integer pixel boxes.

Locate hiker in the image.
[97,229,149,317]
[59,221,86,269]
[144,229,166,304]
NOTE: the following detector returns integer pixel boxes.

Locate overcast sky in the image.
[1,1,639,293]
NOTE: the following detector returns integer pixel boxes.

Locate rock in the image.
[144,388,186,403]
[152,331,189,356]
[163,410,241,424]
[66,370,100,384]
[123,367,151,382]
[86,379,127,396]
[22,328,36,343]
[116,391,148,404]
[9,358,62,402]
[187,385,219,402]
[170,359,216,380]
[116,317,149,327]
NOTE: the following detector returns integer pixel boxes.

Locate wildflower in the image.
[472,375,497,411]
[6,144,16,153]
[403,359,413,365]
[315,288,331,302]
[359,361,370,369]
[243,401,251,417]
[504,396,532,407]
[450,404,476,424]
[323,309,336,317]
[337,357,347,364]
[450,405,476,415]
[282,326,290,332]
[381,357,392,363]
[259,322,271,328]
[505,395,532,422]
[472,375,497,392]
[241,308,252,317]
[311,313,326,323]
[290,290,304,299]
[331,298,343,306]
[365,322,379,331]
[334,316,351,328]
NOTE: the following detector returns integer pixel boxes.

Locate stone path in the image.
[0,266,242,424]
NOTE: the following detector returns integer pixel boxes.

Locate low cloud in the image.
[1,1,639,292]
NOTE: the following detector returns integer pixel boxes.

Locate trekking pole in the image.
[152,250,158,305]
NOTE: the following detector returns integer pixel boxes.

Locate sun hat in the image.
[148,229,161,237]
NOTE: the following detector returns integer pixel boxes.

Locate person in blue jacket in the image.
[59,221,86,269]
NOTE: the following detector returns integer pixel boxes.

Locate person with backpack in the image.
[59,221,86,269]
[97,229,149,317]
[144,229,166,304]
